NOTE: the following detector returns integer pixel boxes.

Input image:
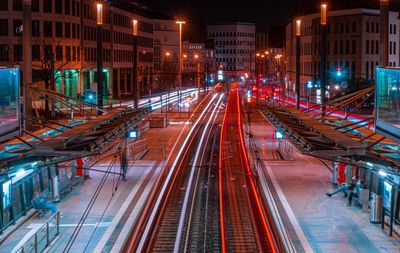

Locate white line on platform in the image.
[93,162,156,253]
[110,164,162,253]
[264,163,314,253]
[26,222,111,229]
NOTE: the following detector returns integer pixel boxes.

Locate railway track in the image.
[123,84,282,253]
[128,91,224,252]
[219,90,278,253]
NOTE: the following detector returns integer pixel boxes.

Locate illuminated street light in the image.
[194,54,200,97]
[295,19,301,36]
[132,19,138,36]
[96,2,104,114]
[295,18,301,109]
[132,18,139,109]
[96,3,103,25]
[320,2,328,116]
[183,54,188,58]
[165,52,171,57]
[321,2,327,25]
[176,20,186,106]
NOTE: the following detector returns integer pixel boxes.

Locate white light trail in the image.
[136,92,219,252]
[174,93,224,253]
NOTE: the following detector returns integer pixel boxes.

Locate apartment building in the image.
[207,22,255,77]
[285,8,399,98]
[0,0,157,101]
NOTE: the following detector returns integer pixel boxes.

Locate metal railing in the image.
[14,211,60,253]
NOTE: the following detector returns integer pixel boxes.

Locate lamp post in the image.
[380,0,389,67]
[176,21,186,107]
[295,18,301,110]
[132,18,139,109]
[96,2,103,115]
[320,2,328,116]
[194,54,201,98]
[163,52,171,118]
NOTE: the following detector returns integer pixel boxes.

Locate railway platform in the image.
[250,110,400,253]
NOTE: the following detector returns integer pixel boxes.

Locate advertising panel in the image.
[0,68,20,141]
[383,181,393,210]
[2,180,12,209]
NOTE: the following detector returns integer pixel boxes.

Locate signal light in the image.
[336,66,342,77]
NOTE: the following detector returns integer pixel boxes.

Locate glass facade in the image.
[376,68,400,140]
[0,68,19,140]
[0,166,58,233]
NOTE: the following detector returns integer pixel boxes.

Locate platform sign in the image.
[383,181,393,210]
[128,130,138,139]
[274,130,284,139]
[217,70,224,81]
[0,68,19,141]
[2,180,12,209]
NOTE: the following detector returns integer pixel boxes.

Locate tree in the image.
[32,40,69,116]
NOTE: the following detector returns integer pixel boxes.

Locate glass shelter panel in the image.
[376,68,400,140]
[0,68,19,140]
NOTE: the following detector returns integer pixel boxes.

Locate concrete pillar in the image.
[23,0,32,130]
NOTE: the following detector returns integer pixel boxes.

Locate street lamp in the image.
[132,18,139,109]
[295,18,301,110]
[320,2,328,115]
[176,20,186,107]
[96,2,103,115]
[194,54,201,98]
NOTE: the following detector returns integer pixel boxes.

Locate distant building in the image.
[256,32,268,51]
[182,41,205,85]
[285,8,399,99]
[207,22,256,77]
[0,0,159,101]
[153,18,180,90]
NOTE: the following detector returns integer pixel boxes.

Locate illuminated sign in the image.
[383,181,393,210]
[217,70,224,81]
[274,130,284,139]
[2,180,11,209]
[128,130,138,139]
[306,81,313,89]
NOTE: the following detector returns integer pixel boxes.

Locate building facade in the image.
[207,22,255,78]
[285,8,399,99]
[153,18,179,90]
[0,0,159,102]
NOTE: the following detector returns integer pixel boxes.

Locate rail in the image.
[14,211,60,253]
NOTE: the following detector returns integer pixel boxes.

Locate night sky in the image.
[143,0,400,29]
[144,0,312,29]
